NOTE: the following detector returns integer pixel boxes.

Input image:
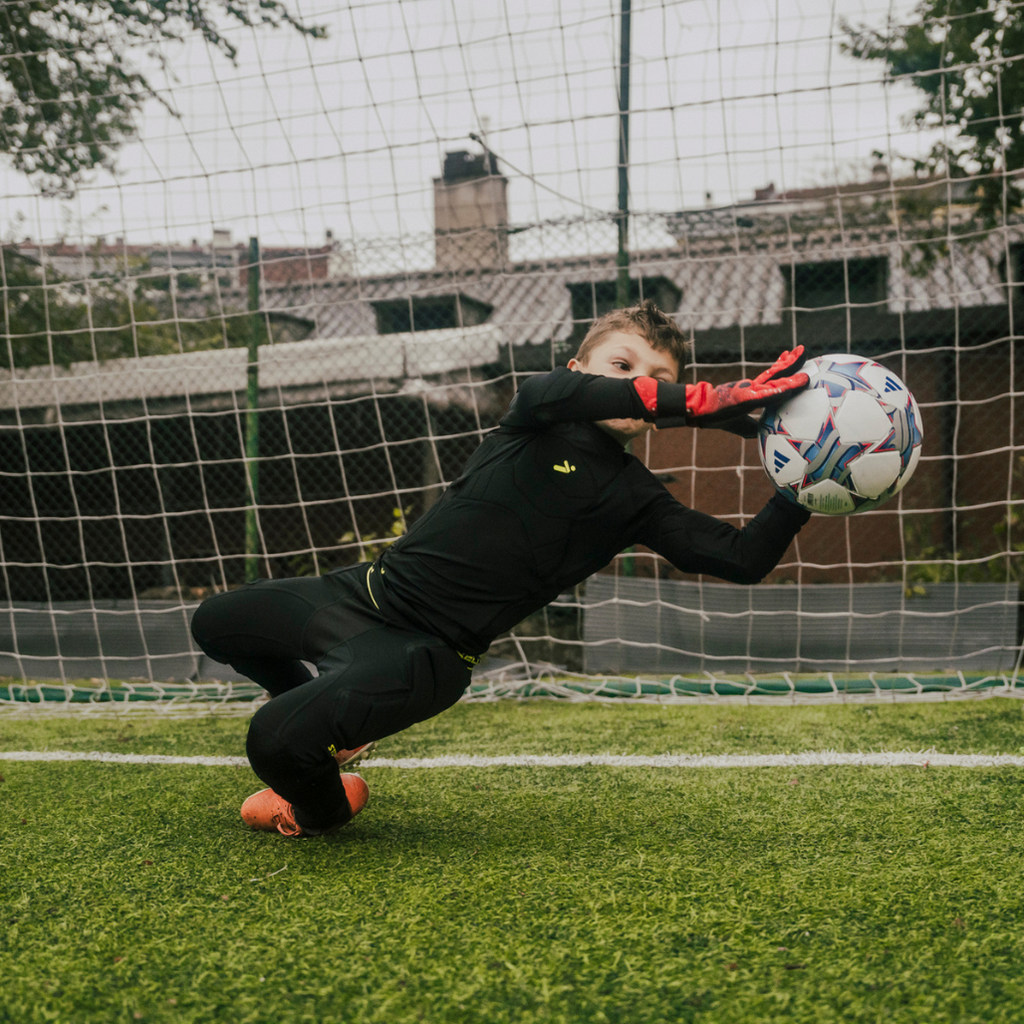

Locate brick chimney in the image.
[433,149,508,271]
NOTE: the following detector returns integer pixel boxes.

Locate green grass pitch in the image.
[2,699,1024,1024]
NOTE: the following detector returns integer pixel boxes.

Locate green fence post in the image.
[244,236,262,582]
[615,0,631,312]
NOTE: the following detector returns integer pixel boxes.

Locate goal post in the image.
[0,2,1021,711]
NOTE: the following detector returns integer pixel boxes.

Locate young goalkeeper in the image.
[190,300,812,837]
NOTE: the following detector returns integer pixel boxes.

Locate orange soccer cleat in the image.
[332,741,376,768]
[240,773,369,837]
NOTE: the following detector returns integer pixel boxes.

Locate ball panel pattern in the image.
[757,353,923,516]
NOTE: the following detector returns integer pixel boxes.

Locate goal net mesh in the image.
[0,0,1021,710]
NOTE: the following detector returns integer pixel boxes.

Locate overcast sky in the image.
[1,0,927,261]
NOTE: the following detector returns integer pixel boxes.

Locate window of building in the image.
[373,294,493,334]
[786,257,888,309]
[267,312,316,344]
[565,276,682,347]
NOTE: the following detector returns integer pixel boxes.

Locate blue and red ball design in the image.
[758,354,923,515]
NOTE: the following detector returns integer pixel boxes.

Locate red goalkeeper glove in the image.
[635,347,810,436]
[685,346,809,427]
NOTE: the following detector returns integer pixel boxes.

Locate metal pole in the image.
[617,1,636,577]
[244,236,261,582]
[616,0,632,310]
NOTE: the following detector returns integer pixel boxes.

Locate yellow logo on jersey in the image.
[553,460,576,474]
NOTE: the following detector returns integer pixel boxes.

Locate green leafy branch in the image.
[0,0,325,195]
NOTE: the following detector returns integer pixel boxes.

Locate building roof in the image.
[182,220,1022,344]
[6,208,1021,416]
[0,325,503,414]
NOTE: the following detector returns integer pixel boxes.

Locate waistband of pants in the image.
[362,561,481,668]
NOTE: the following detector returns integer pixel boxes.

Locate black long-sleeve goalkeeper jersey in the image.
[375,367,811,655]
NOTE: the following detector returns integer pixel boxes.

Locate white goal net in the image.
[0,0,1021,710]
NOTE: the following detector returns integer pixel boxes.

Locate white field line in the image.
[1,750,1024,768]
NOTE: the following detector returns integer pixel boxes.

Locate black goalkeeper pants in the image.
[190,563,473,829]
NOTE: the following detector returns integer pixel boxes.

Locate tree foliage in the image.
[0,0,324,196]
[0,247,243,368]
[842,0,1024,221]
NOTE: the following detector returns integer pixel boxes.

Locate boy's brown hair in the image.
[574,299,690,373]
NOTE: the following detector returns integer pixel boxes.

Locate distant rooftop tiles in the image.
[198,224,1023,344]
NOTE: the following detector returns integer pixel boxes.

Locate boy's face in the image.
[568,330,680,444]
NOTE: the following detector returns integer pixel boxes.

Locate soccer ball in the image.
[757,353,923,515]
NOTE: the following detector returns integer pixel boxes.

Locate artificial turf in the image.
[4,697,1024,758]
[1,699,1023,1023]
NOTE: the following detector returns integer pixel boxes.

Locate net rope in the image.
[0,0,1021,707]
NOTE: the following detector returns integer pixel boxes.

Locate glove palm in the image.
[685,346,809,434]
